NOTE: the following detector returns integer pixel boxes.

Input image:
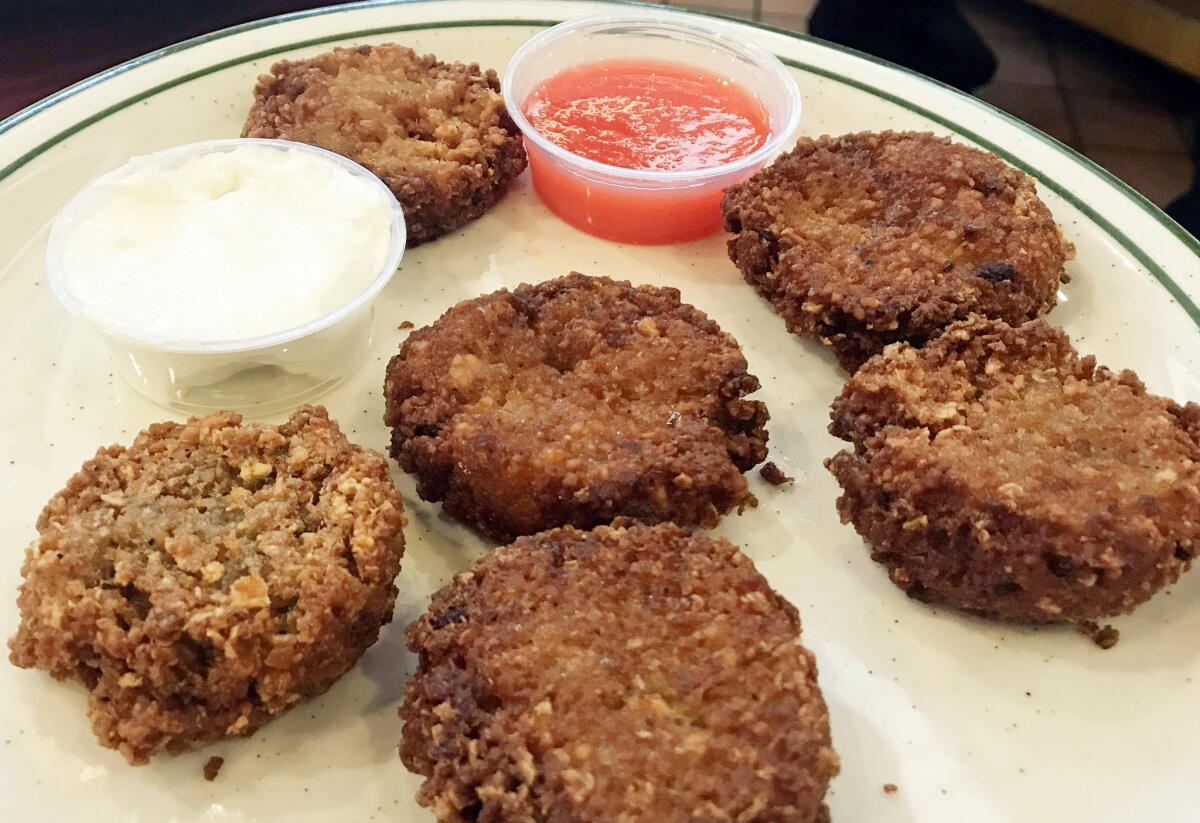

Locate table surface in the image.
[1,1,334,120]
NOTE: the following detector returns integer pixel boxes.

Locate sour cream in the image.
[50,141,398,347]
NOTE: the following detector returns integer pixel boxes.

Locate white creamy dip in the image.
[51,142,397,346]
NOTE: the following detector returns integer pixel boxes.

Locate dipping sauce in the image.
[512,56,786,245]
[47,139,406,415]
[524,60,770,172]
[503,15,800,245]
[53,143,395,346]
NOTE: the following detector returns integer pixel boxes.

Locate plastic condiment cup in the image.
[502,13,802,245]
[46,138,406,416]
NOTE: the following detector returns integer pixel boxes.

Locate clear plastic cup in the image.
[46,138,406,416]
[502,13,802,245]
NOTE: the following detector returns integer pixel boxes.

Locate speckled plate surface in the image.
[2,2,1199,821]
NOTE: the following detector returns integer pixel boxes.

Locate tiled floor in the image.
[2,0,1195,210]
[658,0,1197,209]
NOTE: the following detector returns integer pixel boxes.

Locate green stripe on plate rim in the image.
[0,0,1196,326]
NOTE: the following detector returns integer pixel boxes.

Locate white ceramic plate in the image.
[2,2,1198,821]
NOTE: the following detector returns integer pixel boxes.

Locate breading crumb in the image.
[759,461,794,486]
[203,756,224,781]
[1076,620,1121,649]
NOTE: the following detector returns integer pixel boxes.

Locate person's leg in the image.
[808,0,997,92]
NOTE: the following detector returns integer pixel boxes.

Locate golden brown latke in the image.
[243,43,527,245]
[401,522,838,822]
[826,317,1200,623]
[722,131,1072,371]
[383,272,769,542]
[8,407,407,764]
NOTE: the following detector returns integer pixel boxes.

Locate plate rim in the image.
[0,0,1196,316]
[1,4,1199,817]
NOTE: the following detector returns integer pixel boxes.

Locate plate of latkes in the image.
[2,1,1199,821]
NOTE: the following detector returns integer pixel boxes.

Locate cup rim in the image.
[46,137,407,354]
[501,12,802,185]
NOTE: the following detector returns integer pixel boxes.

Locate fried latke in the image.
[243,43,526,245]
[400,522,838,822]
[722,131,1072,370]
[8,407,407,764]
[383,272,769,541]
[826,317,1200,623]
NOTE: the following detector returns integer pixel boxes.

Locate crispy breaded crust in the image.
[400,522,838,822]
[243,43,527,245]
[383,273,769,542]
[826,317,1200,622]
[722,131,1072,371]
[8,407,407,763]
